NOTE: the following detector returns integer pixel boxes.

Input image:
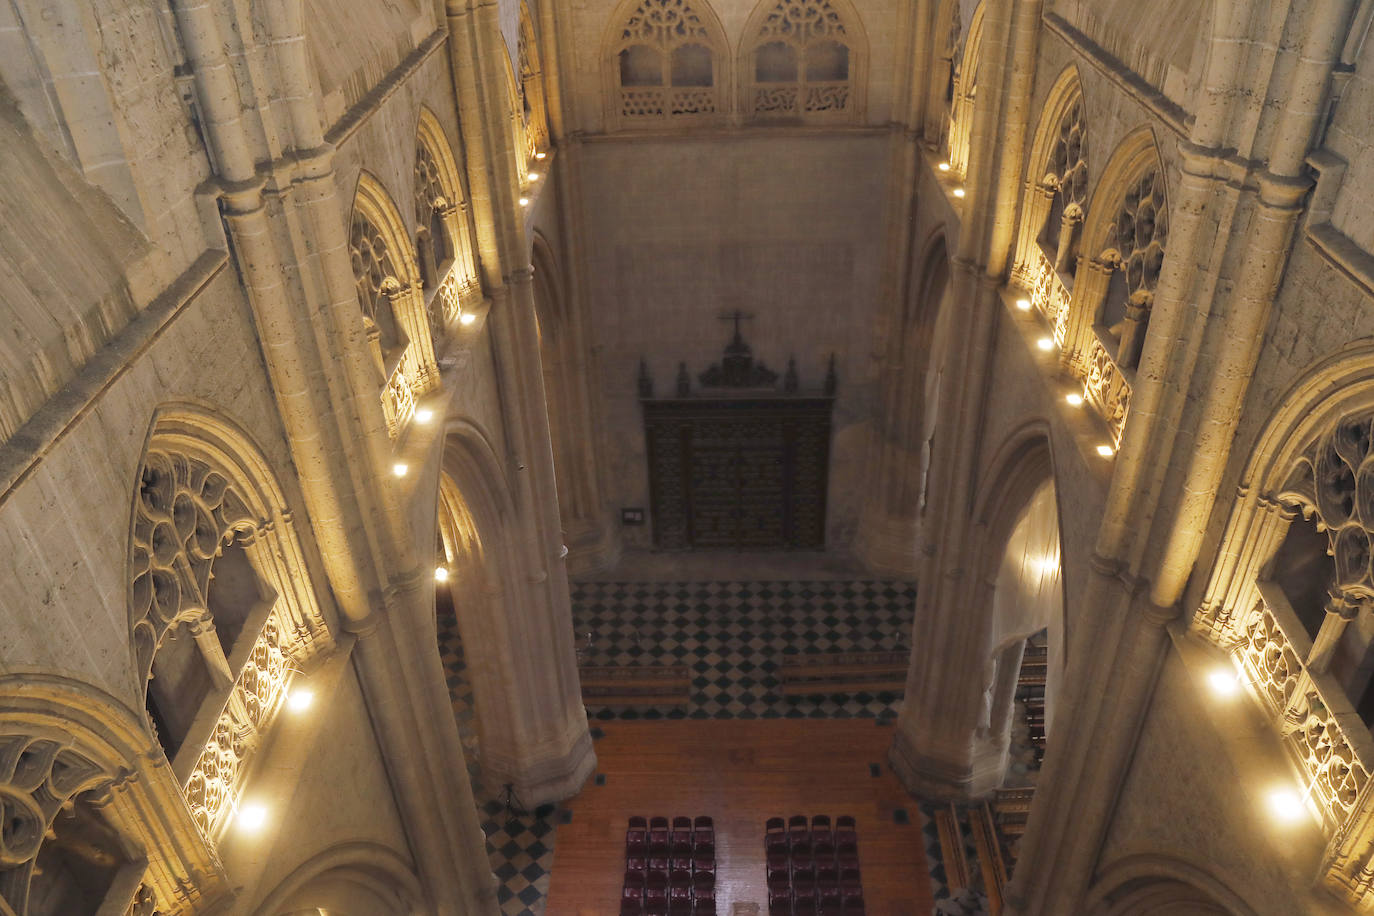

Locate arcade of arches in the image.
[2,0,1373,914]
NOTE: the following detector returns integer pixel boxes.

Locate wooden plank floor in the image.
[544,720,933,916]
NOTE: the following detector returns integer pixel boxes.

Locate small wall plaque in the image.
[621,508,646,525]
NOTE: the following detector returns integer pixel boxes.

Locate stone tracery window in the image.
[517,1,550,165]
[742,0,863,121]
[350,209,407,357]
[128,417,330,847]
[1040,99,1088,272]
[606,0,727,128]
[946,2,984,177]
[414,110,482,340]
[1099,169,1167,371]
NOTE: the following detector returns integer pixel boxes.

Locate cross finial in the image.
[717,309,754,342]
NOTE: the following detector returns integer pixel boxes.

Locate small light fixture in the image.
[1096,444,1115,458]
[1267,788,1306,824]
[938,162,951,172]
[519,197,530,207]
[529,172,541,181]
[286,686,314,713]
[435,566,449,583]
[1036,337,1054,351]
[1207,669,1239,699]
[415,407,434,424]
[393,462,409,478]
[1065,392,1084,407]
[237,802,269,833]
[953,187,966,198]
[535,151,547,160]
[460,313,477,326]
[1015,298,1032,311]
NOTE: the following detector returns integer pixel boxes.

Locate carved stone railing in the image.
[383,359,416,439]
[1237,593,1374,831]
[751,82,851,117]
[1016,246,1131,447]
[183,610,292,840]
[1084,336,1131,447]
[621,87,719,120]
[1025,245,1071,346]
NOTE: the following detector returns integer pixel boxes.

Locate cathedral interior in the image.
[5,0,1374,913]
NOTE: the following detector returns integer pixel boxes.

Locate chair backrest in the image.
[788,814,809,829]
[766,816,786,833]
[695,815,714,830]
[673,815,692,830]
[835,815,856,829]
[650,816,670,830]
[630,815,649,829]
[812,814,831,830]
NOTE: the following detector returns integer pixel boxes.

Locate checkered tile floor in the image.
[571,580,915,720]
[438,578,917,915]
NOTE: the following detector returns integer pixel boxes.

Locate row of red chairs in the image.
[766,816,864,916]
[628,815,715,858]
[623,818,717,916]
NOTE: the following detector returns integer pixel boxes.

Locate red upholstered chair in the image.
[836,847,859,871]
[818,881,843,912]
[620,898,643,916]
[670,854,693,875]
[672,829,694,855]
[694,827,715,853]
[650,816,670,830]
[626,854,647,874]
[766,831,789,855]
[693,853,716,876]
[766,849,790,884]
[841,890,864,913]
[766,816,786,835]
[834,815,856,844]
[649,827,671,856]
[627,828,648,856]
[793,891,818,915]
[644,900,669,916]
[788,814,810,843]
[668,900,693,916]
[623,876,645,910]
[673,816,692,831]
[811,815,831,833]
[644,871,668,912]
[696,899,718,916]
[695,815,714,832]
[813,839,836,865]
[692,871,716,900]
[816,865,838,888]
[649,856,670,875]
[630,816,649,830]
[768,886,792,916]
[840,867,861,894]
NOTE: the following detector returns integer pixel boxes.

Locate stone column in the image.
[445,0,595,805]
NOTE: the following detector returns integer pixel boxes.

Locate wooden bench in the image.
[778,650,908,697]
[578,665,692,708]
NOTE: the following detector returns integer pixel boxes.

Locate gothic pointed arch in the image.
[1013,64,1090,311]
[0,675,227,915]
[128,405,331,844]
[739,0,868,122]
[1192,341,1374,904]
[414,107,481,336]
[350,171,439,436]
[250,841,423,915]
[946,0,985,177]
[602,0,730,129]
[1086,855,1259,916]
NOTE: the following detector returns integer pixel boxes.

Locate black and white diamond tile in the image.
[438,608,559,916]
[571,579,916,721]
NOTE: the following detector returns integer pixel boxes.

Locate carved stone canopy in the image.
[1277,411,1374,612]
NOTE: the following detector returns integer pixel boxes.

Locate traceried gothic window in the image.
[1039,99,1088,273]
[946,2,983,176]
[350,210,407,358]
[130,450,288,839]
[742,0,862,121]
[608,0,726,127]
[414,142,453,293]
[517,1,550,163]
[1099,169,1167,370]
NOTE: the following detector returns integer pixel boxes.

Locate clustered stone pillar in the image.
[445,0,596,807]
